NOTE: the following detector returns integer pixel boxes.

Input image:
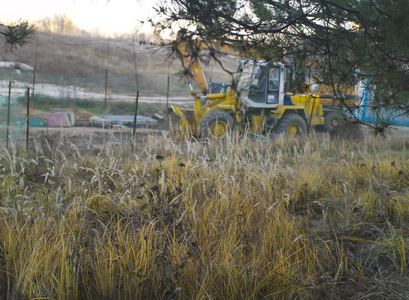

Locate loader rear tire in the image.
[275,114,306,137]
[199,111,234,140]
[322,111,342,132]
[329,121,364,141]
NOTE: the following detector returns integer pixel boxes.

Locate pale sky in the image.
[1,0,160,36]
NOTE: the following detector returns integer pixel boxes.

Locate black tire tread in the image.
[199,110,234,139]
[322,111,342,132]
[275,113,307,135]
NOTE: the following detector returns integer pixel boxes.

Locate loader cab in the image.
[237,60,286,108]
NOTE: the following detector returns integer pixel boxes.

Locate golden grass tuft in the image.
[0,133,407,298]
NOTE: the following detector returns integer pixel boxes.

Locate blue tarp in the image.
[355,81,409,126]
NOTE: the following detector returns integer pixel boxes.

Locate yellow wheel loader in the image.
[169,36,357,140]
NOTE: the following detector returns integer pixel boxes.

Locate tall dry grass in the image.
[0,133,407,298]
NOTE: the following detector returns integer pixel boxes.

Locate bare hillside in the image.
[0,32,237,99]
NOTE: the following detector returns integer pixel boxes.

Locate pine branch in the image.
[0,21,35,51]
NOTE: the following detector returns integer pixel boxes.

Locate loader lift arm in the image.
[174,33,260,96]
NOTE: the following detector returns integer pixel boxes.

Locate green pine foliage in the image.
[153,0,409,134]
[0,21,35,51]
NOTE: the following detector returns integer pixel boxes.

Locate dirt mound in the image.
[75,110,95,119]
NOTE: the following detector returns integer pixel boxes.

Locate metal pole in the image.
[104,40,109,111]
[166,59,171,115]
[232,94,239,135]
[132,90,139,142]
[26,88,30,150]
[166,75,170,115]
[6,81,13,148]
[132,37,139,145]
[32,33,39,103]
[307,97,317,137]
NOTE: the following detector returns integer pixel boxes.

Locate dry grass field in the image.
[1,30,409,300]
[0,132,407,299]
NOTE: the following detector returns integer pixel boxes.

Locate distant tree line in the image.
[35,14,78,35]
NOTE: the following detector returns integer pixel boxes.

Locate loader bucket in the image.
[168,105,193,139]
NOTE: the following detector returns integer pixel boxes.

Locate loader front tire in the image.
[199,111,234,140]
[275,114,306,137]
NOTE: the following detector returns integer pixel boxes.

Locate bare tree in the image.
[37,14,77,35]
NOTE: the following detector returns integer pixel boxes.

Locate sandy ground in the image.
[4,123,405,150]
[0,124,168,150]
[384,125,409,138]
[27,126,167,147]
[0,80,191,105]
[355,124,409,139]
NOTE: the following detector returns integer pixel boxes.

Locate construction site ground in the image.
[2,124,409,150]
